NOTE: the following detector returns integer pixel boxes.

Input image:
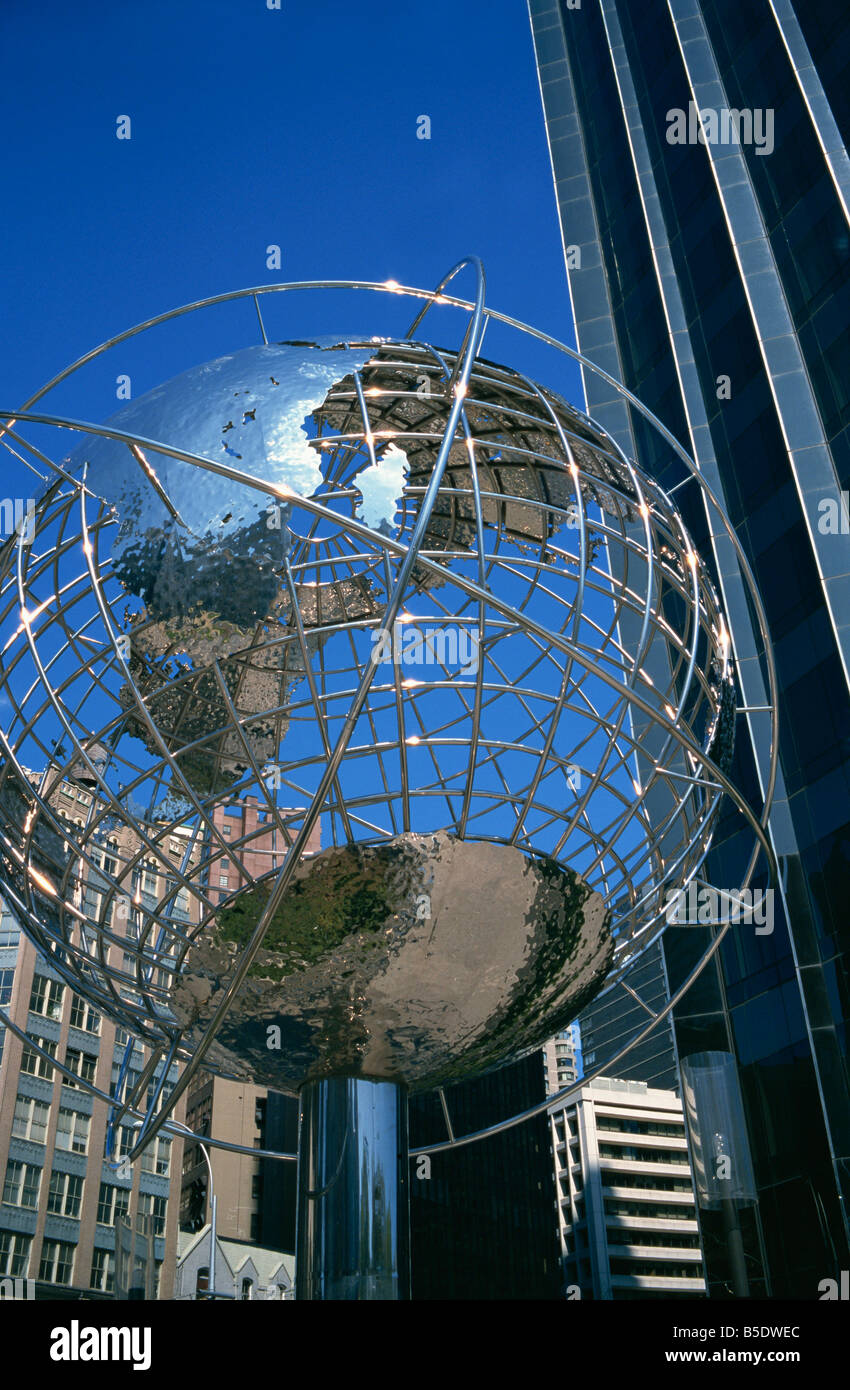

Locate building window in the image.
[111,1061,141,1098]
[138,1192,167,1239]
[55,1108,90,1155]
[0,969,15,1007]
[65,1048,98,1089]
[141,1137,171,1178]
[20,1038,57,1080]
[69,994,101,1034]
[0,924,19,949]
[81,881,104,921]
[196,1266,209,1296]
[241,1277,254,1300]
[250,1213,260,1241]
[109,1125,137,1163]
[47,1171,83,1219]
[28,973,64,1019]
[90,1247,115,1294]
[2,1159,41,1209]
[0,1231,31,1278]
[96,1182,130,1227]
[146,1075,174,1113]
[39,1239,74,1286]
[12,1094,50,1144]
[132,860,159,897]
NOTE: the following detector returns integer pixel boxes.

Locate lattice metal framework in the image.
[0,261,778,1159]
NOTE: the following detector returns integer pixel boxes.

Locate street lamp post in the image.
[172,1120,218,1300]
[134,1118,218,1299]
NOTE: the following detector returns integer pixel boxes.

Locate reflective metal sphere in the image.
[173,833,613,1092]
[0,309,742,1099]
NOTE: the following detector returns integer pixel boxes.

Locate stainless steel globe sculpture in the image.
[0,260,777,1298]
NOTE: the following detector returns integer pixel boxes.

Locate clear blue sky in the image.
[0,0,580,476]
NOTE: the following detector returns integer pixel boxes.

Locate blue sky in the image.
[0,0,617,898]
[0,0,580,462]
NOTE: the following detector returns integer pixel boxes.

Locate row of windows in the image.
[21,1038,98,1088]
[8,1098,170,1172]
[0,1231,113,1291]
[596,1118,684,1138]
[109,1062,175,1119]
[2,1161,167,1234]
[599,1143,687,1166]
[59,785,91,807]
[29,975,101,1033]
[605,1201,695,1221]
[609,1256,702,1279]
[604,1174,694,1195]
[0,1231,73,1284]
[607,1228,701,1250]
[11,1095,90,1152]
[3,1226,163,1294]
[97,1184,166,1236]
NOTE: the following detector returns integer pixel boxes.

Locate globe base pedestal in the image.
[295,1077,410,1300]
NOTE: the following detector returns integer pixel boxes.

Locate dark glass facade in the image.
[409,1053,561,1299]
[258,1092,298,1253]
[530,0,850,1297]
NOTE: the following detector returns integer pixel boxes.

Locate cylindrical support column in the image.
[295,1077,410,1300]
[721,1196,750,1299]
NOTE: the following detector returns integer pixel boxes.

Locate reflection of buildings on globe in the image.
[173,834,613,1093]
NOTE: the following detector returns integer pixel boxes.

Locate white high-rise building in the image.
[550,1076,705,1300]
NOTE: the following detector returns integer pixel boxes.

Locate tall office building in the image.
[181,1075,269,1242]
[543,1023,581,1096]
[550,1076,705,1299]
[0,777,189,1299]
[529,0,850,1295]
[0,769,201,1298]
[409,1053,562,1299]
[180,1077,299,1253]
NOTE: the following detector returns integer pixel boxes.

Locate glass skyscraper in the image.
[529,0,850,1296]
[410,1054,561,1300]
[579,940,679,1093]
